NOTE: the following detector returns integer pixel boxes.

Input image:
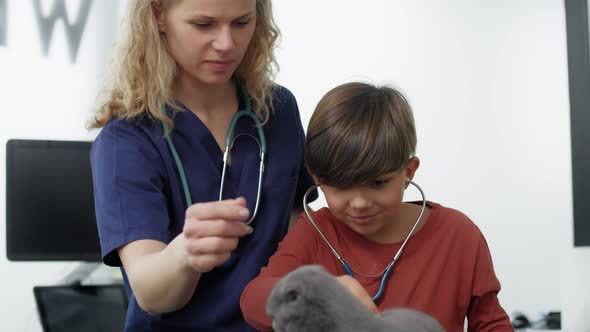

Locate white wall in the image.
[0,1,122,330]
[273,0,572,322]
[0,0,586,330]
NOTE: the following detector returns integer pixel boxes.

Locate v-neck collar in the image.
[168,83,262,203]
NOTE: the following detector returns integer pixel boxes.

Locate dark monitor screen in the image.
[6,139,101,261]
[34,284,128,332]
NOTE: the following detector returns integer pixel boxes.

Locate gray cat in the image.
[267,265,446,332]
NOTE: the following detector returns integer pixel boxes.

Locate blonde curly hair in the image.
[89,0,280,131]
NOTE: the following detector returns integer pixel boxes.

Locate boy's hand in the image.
[334,275,380,315]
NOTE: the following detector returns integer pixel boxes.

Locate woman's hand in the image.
[334,275,380,315]
[182,197,253,272]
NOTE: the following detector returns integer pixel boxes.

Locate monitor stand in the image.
[60,262,102,285]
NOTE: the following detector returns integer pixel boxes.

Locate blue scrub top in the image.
[90,84,315,331]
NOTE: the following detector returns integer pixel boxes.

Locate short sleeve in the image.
[90,120,171,266]
[467,233,512,331]
[294,123,316,207]
[276,86,317,207]
[240,214,319,330]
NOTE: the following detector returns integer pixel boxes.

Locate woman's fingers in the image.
[185,197,248,221]
[187,252,232,273]
[185,236,239,255]
[182,198,252,273]
[184,218,252,238]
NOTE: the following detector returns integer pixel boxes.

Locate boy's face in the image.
[319,158,419,243]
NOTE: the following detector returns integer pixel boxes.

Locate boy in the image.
[240,82,512,332]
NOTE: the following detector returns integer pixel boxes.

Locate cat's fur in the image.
[267,265,445,332]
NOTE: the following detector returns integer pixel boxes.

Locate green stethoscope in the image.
[161,82,266,225]
[302,178,426,302]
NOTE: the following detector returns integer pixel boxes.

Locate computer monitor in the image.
[33,284,128,332]
[6,139,101,261]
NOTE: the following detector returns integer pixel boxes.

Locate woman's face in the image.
[158,0,257,86]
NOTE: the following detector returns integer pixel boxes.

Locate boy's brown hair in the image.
[305,82,417,187]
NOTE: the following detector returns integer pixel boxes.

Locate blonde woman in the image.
[89,0,314,330]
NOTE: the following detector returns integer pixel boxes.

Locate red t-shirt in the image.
[240,202,513,332]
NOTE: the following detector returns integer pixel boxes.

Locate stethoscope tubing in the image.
[162,81,266,225]
[302,179,426,302]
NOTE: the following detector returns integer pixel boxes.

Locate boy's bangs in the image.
[311,115,408,187]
